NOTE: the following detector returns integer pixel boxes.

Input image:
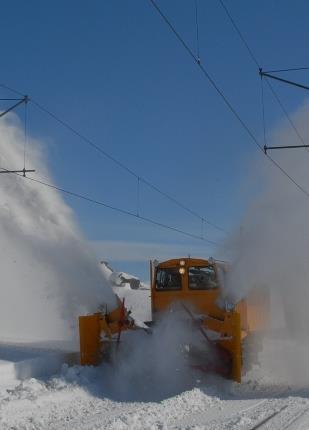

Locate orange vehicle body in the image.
[78,257,269,383]
[79,299,134,366]
[151,258,269,382]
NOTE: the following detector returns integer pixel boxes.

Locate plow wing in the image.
[79,299,134,366]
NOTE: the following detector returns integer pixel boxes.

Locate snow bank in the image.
[0,349,63,385]
[100,261,148,289]
[99,261,151,322]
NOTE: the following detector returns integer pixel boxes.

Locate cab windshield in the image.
[188,266,218,290]
[156,267,181,290]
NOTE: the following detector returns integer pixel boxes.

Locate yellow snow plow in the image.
[79,298,135,366]
[79,257,269,383]
[151,258,269,382]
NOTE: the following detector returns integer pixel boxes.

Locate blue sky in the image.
[0,0,308,279]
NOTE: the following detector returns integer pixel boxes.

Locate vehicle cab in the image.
[151,257,227,320]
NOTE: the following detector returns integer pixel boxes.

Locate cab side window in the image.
[156,267,182,290]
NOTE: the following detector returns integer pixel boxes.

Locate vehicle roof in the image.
[156,258,212,267]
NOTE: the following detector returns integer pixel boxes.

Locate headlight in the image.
[179,267,186,275]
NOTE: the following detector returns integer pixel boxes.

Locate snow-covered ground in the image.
[1,358,309,429]
[1,266,309,429]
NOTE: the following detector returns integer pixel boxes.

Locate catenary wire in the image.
[148,0,263,150]
[264,67,309,73]
[148,0,309,198]
[217,0,260,69]
[0,165,219,245]
[0,83,25,97]
[218,0,309,152]
[0,83,226,233]
[0,79,222,238]
[3,4,307,233]
[29,98,225,233]
[194,0,200,62]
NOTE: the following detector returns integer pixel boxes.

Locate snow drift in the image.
[0,114,116,342]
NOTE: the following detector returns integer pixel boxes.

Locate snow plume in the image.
[221,100,309,385]
[101,307,217,401]
[0,115,117,342]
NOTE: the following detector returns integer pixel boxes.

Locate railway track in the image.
[168,385,309,430]
[248,401,309,430]
[249,404,288,429]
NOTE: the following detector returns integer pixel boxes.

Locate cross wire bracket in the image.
[0,168,35,177]
[0,95,34,177]
[0,95,29,118]
[264,144,309,154]
[260,68,309,154]
[259,68,309,91]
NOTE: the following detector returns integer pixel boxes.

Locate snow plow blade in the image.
[205,311,242,382]
[79,299,134,366]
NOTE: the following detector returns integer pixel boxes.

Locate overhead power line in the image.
[217,0,309,155]
[0,83,25,98]
[0,165,219,245]
[0,82,221,242]
[217,0,260,69]
[0,83,225,234]
[194,0,200,64]
[30,100,225,233]
[263,67,309,73]
[148,0,309,199]
[148,0,262,150]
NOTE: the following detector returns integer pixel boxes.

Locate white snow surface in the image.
[112,285,151,323]
[1,359,309,430]
[1,272,309,429]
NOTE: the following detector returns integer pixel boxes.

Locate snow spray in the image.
[220,100,309,385]
[0,115,117,342]
[99,306,217,401]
